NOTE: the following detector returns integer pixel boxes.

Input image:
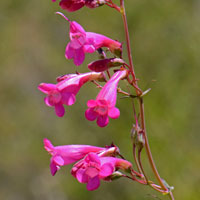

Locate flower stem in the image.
[138,97,167,190]
[120,0,136,83]
[120,1,175,199]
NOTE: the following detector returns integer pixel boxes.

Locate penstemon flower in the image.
[71,152,132,191]
[56,12,122,66]
[85,69,128,127]
[38,72,104,117]
[44,139,106,175]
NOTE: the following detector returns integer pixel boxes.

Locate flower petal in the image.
[85,108,98,121]
[97,115,109,127]
[87,99,97,108]
[65,43,74,59]
[76,168,88,183]
[73,48,85,66]
[38,83,56,94]
[50,159,60,176]
[84,45,96,53]
[108,107,120,119]
[87,152,100,164]
[70,21,86,35]
[53,155,64,166]
[62,93,76,106]
[87,176,100,191]
[44,97,53,107]
[99,163,114,178]
[44,138,54,152]
[55,104,65,117]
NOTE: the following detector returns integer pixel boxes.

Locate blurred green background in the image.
[0,0,199,199]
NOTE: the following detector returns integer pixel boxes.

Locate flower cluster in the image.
[40,0,135,193]
[38,12,127,127]
[39,0,175,198]
[44,139,133,190]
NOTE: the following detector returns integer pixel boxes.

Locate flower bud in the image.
[88,58,125,72]
[131,125,145,151]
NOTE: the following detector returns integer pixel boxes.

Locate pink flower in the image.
[71,152,132,191]
[56,12,122,66]
[85,70,128,127]
[44,138,106,176]
[38,72,104,117]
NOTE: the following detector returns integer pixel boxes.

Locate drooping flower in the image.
[56,12,122,66]
[52,0,106,12]
[85,69,128,127]
[44,138,106,176]
[38,72,104,117]
[71,152,132,191]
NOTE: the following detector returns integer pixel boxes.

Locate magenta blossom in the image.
[56,12,122,66]
[85,70,128,127]
[71,152,132,191]
[52,0,105,12]
[38,72,104,117]
[44,138,106,176]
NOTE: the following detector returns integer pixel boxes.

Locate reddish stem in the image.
[120,1,175,199]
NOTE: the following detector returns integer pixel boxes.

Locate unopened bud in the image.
[131,125,145,151]
[88,58,125,72]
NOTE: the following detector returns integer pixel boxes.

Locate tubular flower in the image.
[56,12,122,66]
[52,0,106,12]
[38,72,104,117]
[44,139,106,176]
[85,70,128,127]
[71,152,132,191]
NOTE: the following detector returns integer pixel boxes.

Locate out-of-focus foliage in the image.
[0,0,199,199]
